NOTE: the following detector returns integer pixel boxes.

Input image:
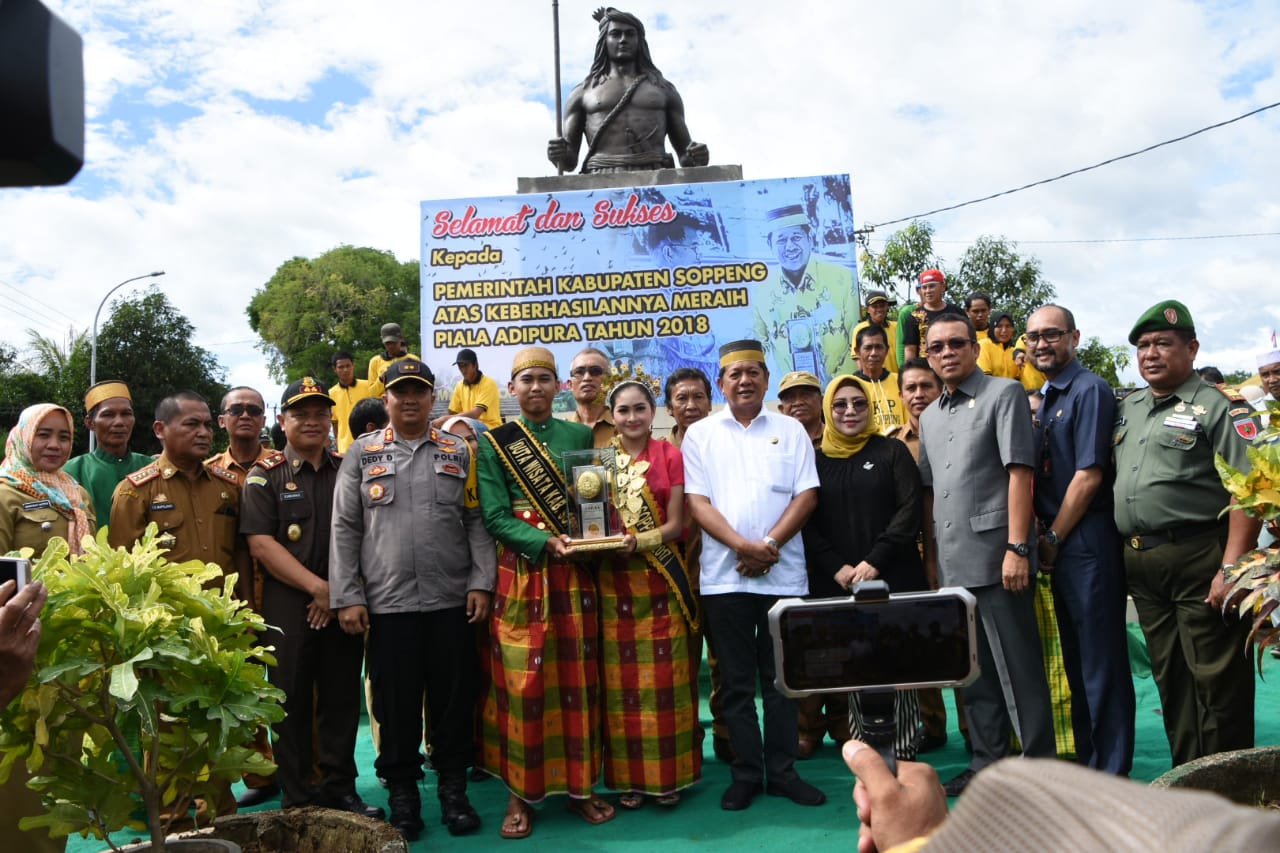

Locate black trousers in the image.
[263,580,365,807]
[703,593,798,786]
[368,607,477,783]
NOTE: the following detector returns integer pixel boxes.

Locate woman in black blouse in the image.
[802,375,928,759]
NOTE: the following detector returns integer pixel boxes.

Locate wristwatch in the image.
[762,535,779,550]
[1043,529,1060,547]
[1006,542,1030,557]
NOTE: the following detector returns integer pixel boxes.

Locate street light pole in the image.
[89,270,165,451]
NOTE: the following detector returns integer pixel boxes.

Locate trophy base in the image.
[565,535,628,552]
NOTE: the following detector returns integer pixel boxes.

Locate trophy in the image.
[561,447,627,551]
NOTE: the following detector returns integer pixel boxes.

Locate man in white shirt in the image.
[683,339,823,811]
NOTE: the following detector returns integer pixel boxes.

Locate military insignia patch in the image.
[364,443,385,453]
[246,476,268,487]
[1234,418,1258,440]
[284,482,299,491]
[1163,307,1178,324]
[1229,407,1250,417]
[367,464,388,477]
[368,483,386,500]
[441,462,462,476]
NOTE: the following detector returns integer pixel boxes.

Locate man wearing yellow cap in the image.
[64,380,153,521]
[475,346,613,839]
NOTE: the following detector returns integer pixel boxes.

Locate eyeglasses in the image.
[570,365,606,378]
[831,399,870,413]
[224,404,264,417]
[1024,329,1068,345]
[925,337,976,355]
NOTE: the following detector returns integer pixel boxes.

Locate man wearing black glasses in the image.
[209,385,282,807]
[1025,305,1135,776]
[917,314,1055,797]
[566,347,616,448]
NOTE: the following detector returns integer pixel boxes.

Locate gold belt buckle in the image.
[1130,536,1142,550]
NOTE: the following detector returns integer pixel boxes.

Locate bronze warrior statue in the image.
[547,7,710,174]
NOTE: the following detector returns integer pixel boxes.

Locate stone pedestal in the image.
[517,164,743,194]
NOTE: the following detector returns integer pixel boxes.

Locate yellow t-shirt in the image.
[851,319,899,374]
[331,378,373,453]
[367,352,420,397]
[978,339,1019,379]
[448,373,503,429]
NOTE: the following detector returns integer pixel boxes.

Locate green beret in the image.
[1128,299,1194,345]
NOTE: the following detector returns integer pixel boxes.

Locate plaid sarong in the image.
[479,510,601,801]
[598,556,703,795]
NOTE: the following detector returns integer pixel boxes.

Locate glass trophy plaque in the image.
[561,447,626,551]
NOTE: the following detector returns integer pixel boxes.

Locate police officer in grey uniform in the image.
[1112,300,1262,766]
[330,358,496,841]
[241,377,380,818]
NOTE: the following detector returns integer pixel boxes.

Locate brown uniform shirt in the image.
[240,445,341,578]
[0,482,96,554]
[567,409,617,448]
[108,452,247,593]
[210,446,275,479]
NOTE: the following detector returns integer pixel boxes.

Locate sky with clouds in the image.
[3,0,1278,407]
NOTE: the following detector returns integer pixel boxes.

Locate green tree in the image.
[1077,337,1131,387]
[91,288,227,455]
[858,220,940,305]
[949,236,1056,330]
[1222,369,1253,387]
[247,245,421,384]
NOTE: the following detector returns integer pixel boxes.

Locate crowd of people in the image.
[0,270,1275,850]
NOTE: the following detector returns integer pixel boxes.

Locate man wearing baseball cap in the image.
[435,348,501,430]
[241,378,382,819]
[851,290,899,374]
[367,322,420,398]
[902,268,963,361]
[1112,299,1262,766]
[777,370,824,448]
[331,358,496,838]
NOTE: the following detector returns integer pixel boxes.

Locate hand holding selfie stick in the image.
[847,581,898,777]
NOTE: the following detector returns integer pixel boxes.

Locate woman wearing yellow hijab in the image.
[801,375,929,759]
[0,403,95,555]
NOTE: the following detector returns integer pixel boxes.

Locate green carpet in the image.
[68,626,1280,851]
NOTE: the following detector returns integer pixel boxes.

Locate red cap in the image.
[918,268,945,286]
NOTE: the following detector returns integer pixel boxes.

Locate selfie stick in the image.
[848,580,898,777]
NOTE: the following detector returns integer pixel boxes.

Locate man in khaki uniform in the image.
[565,347,616,448]
[1112,300,1262,766]
[107,389,248,817]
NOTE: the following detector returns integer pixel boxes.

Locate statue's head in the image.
[587,7,664,86]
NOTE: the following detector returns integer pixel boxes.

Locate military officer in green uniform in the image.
[1112,300,1262,766]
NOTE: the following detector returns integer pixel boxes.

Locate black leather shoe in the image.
[319,791,386,820]
[766,777,826,806]
[943,768,978,797]
[712,736,736,764]
[720,780,763,811]
[912,725,948,754]
[437,774,481,836]
[388,784,425,841]
[235,782,280,808]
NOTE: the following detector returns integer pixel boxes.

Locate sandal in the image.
[500,798,534,840]
[568,795,617,825]
[656,792,680,807]
[618,792,644,810]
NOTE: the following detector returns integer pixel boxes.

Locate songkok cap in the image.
[383,358,435,389]
[1256,349,1280,369]
[281,376,335,410]
[765,204,810,234]
[454,348,478,365]
[85,380,132,412]
[718,339,766,369]
[918,269,945,287]
[778,371,822,396]
[865,290,889,306]
[511,346,557,378]
[380,322,403,344]
[1128,300,1194,345]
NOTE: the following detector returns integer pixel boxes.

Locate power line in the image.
[870,101,1280,229]
[0,277,80,325]
[867,230,1280,246]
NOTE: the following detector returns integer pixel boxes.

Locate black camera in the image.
[768,581,979,773]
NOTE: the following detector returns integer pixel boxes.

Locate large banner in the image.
[421,174,859,404]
